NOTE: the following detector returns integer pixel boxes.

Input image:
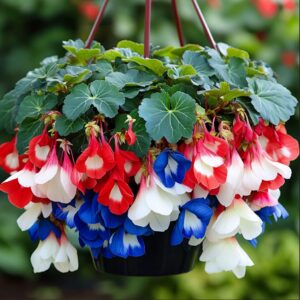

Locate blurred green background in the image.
[0,0,299,299]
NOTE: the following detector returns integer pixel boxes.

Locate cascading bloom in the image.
[31,233,78,273]
[28,128,53,168]
[192,130,229,191]
[200,237,254,278]
[206,196,263,241]
[128,175,189,232]
[74,131,115,179]
[0,137,23,173]
[34,145,77,203]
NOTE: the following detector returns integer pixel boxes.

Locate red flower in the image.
[79,2,99,21]
[75,132,115,179]
[97,171,134,215]
[125,116,136,146]
[281,51,297,68]
[254,0,278,18]
[0,137,22,173]
[283,0,296,11]
[28,128,53,168]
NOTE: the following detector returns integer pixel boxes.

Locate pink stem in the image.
[191,0,218,51]
[85,0,110,49]
[144,0,152,58]
[171,0,185,46]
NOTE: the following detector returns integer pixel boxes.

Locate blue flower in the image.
[171,198,213,246]
[101,206,126,229]
[109,228,145,258]
[124,217,152,236]
[52,200,82,228]
[248,204,289,248]
[28,219,61,242]
[77,192,102,224]
[153,149,191,188]
[256,203,289,224]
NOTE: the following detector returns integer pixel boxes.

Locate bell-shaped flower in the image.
[193,132,228,190]
[153,149,191,188]
[52,199,83,228]
[31,233,78,273]
[75,132,115,179]
[207,196,263,241]
[171,198,213,246]
[249,189,280,211]
[34,147,76,203]
[256,203,288,224]
[0,137,22,173]
[200,237,254,278]
[71,169,97,193]
[53,234,79,273]
[17,202,52,231]
[128,175,189,232]
[109,228,145,258]
[0,161,37,208]
[115,148,141,178]
[217,149,244,206]
[255,121,299,165]
[97,170,134,215]
[28,129,53,168]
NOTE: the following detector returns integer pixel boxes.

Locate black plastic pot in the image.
[93,224,202,276]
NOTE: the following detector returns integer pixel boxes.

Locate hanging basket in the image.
[93,223,202,276]
[0,0,298,279]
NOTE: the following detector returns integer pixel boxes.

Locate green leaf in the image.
[207,49,247,88]
[63,80,125,120]
[127,57,167,76]
[167,65,197,79]
[247,78,298,125]
[62,66,92,85]
[55,115,85,136]
[90,60,113,76]
[227,47,250,60]
[17,118,44,153]
[204,82,250,102]
[139,91,196,143]
[182,51,215,76]
[106,69,156,90]
[227,57,248,88]
[117,40,144,56]
[63,39,101,63]
[115,110,151,157]
[0,91,19,133]
[100,49,124,61]
[16,94,57,123]
[171,44,203,57]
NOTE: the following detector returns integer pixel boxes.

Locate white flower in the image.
[30,233,78,273]
[206,196,263,241]
[17,202,52,231]
[200,237,254,278]
[128,175,189,231]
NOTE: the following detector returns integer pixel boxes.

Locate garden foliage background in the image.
[0,0,298,299]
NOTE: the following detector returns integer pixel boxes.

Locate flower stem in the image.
[171,0,185,47]
[144,0,152,58]
[191,0,218,51]
[85,0,110,49]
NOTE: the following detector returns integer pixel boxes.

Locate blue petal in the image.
[78,198,101,224]
[101,206,126,229]
[170,151,192,172]
[109,228,145,258]
[28,222,39,242]
[170,212,185,246]
[248,238,258,248]
[182,210,207,239]
[38,220,61,240]
[153,150,169,172]
[182,198,213,224]
[124,217,151,236]
[274,203,289,221]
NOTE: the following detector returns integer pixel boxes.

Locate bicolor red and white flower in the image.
[0,137,23,173]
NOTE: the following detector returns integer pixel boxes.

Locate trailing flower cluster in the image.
[0,115,298,277]
[0,40,298,278]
